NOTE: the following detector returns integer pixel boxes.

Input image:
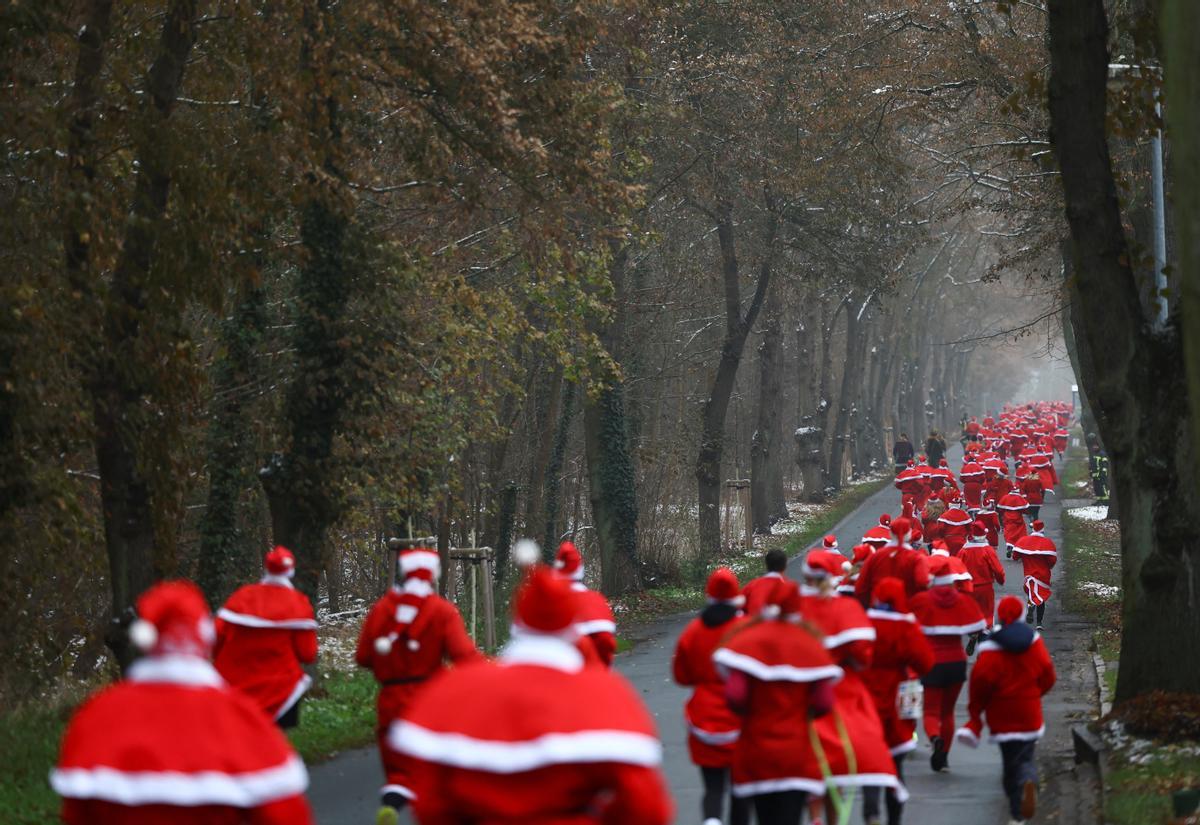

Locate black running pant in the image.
[701,767,751,825]
[862,752,907,824]
[753,790,808,825]
[1000,740,1038,819]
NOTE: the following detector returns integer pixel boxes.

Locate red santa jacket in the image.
[861,609,935,755]
[390,633,672,825]
[742,572,787,616]
[1012,531,1058,606]
[53,655,313,825]
[958,623,1056,744]
[910,586,986,665]
[959,540,1005,590]
[996,492,1029,543]
[854,544,931,606]
[800,592,905,799]
[937,508,973,555]
[214,578,318,719]
[672,604,748,767]
[1020,474,1045,505]
[713,620,843,798]
[355,590,481,729]
[572,583,618,667]
[976,508,1001,547]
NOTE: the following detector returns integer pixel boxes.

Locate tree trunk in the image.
[1164,2,1200,483]
[89,0,199,668]
[523,367,563,538]
[197,287,267,604]
[696,204,776,560]
[583,383,641,594]
[828,296,869,489]
[1048,0,1200,701]
[751,297,784,534]
[795,299,825,501]
[541,380,576,554]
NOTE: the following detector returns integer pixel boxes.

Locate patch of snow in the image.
[1079,581,1119,598]
[1066,505,1110,521]
[795,426,821,436]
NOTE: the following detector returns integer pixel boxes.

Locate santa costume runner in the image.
[213,545,318,726]
[53,581,314,825]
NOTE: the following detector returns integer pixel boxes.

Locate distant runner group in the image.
[49,401,1072,825]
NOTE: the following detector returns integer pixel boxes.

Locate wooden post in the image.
[448,546,497,652]
[385,536,438,591]
[724,479,753,550]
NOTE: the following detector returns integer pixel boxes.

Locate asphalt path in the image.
[309,443,1074,825]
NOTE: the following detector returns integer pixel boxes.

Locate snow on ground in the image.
[317,597,370,672]
[1067,504,1110,521]
[1103,719,1200,765]
[1079,581,1120,599]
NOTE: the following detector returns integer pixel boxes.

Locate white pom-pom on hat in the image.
[129,619,158,651]
[374,635,394,656]
[513,538,540,568]
[407,639,420,652]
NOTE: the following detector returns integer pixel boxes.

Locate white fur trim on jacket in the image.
[731,777,827,798]
[574,619,617,636]
[500,633,585,673]
[216,609,319,631]
[988,725,1046,743]
[687,722,741,746]
[820,626,877,650]
[274,674,313,720]
[388,722,663,771]
[919,620,987,636]
[866,609,917,623]
[126,655,225,688]
[712,648,844,684]
[51,756,308,807]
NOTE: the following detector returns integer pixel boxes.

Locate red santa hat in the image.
[760,577,803,620]
[997,595,1024,625]
[399,548,441,582]
[862,525,891,546]
[128,580,216,658]
[871,576,909,613]
[929,540,950,557]
[705,567,744,606]
[969,520,988,539]
[821,534,839,552]
[939,458,949,467]
[1030,519,1045,534]
[849,543,874,566]
[879,513,892,527]
[374,548,441,656]
[802,549,851,580]
[514,563,578,635]
[554,541,585,582]
[264,545,296,578]
[928,556,962,587]
[888,516,913,545]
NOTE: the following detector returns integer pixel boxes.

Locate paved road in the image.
[309,445,1084,824]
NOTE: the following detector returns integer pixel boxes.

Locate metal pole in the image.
[1152,97,1168,328]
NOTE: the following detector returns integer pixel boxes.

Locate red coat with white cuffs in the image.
[861,609,935,755]
[997,492,1030,544]
[742,572,787,616]
[1012,531,1058,606]
[572,583,618,667]
[213,577,318,720]
[355,591,481,732]
[53,655,313,825]
[801,592,907,799]
[937,508,973,556]
[957,623,1056,745]
[713,619,843,799]
[910,585,987,665]
[390,634,672,825]
[673,607,748,767]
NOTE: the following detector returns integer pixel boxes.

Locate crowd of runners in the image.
[49,402,1072,825]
